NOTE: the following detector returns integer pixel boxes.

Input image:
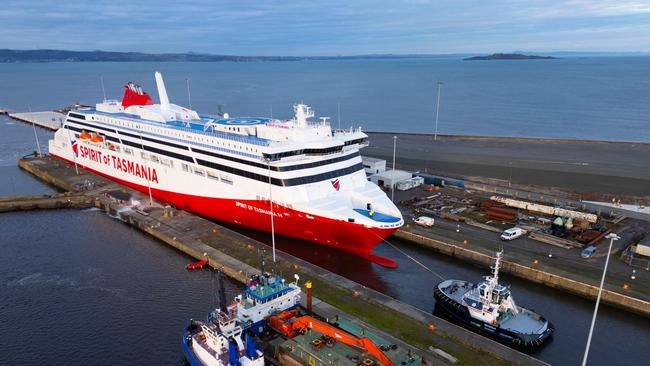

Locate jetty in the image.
[8,111,65,130]
[0,192,95,212]
[10,154,548,366]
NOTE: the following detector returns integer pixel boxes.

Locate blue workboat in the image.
[182,273,264,366]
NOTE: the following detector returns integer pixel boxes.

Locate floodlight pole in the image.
[581,233,620,366]
[434,81,443,141]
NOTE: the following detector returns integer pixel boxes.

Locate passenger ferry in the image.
[48,72,403,265]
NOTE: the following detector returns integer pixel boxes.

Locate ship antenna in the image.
[100,76,107,101]
[260,252,265,274]
[337,102,341,130]
[493,250,503,286]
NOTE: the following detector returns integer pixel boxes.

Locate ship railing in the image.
[333,127,364,135]
[89,109,271,147]
[181,124,270,146]
[265,120,330,129]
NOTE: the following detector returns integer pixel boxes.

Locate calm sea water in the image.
[1,57,649,142]
[2,56,650,365]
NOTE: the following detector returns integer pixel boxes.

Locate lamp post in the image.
[267,159,276,262]
[391,136,397,202]
[140,134,154,207]
[508,161,513,187]
[581,233,620,366]
[434,81,443,141]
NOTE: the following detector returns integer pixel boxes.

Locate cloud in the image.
[0,0,649,54]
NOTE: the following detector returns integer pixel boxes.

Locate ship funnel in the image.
[154,71,170,110]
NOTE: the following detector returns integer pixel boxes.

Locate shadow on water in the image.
[220,223,392,297]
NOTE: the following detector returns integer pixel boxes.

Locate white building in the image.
[362,156,386,175]
[369,169,412,189]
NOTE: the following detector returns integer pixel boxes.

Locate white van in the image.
[414,216,435,228]
[501,227,527,241]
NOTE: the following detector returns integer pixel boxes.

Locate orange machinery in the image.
[268,311,394,366]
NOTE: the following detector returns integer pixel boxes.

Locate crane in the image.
[269,312,394,366]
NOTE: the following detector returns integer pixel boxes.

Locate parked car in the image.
[414,216,435,228]
[500,227,527,241]
[581,246,597,258]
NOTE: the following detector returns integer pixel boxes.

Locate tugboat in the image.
[182,273,265,366]
[433,251,554,348]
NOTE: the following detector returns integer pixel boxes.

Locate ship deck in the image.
[76,109,272,146]
[270,317,423,366]
[499,309,548,334]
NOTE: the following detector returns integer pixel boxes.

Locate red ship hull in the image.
[52,154,398,267]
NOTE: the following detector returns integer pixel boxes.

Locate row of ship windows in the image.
[69,120,362,176]
[68,124,364,187]
[71,116,364,163]
[133,147,236,185]
[85,115,261,153]
[69,132,236,184]
[68,134,362,197]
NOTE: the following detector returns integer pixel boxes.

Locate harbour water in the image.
[1,57,650,142]
[1,56,650,365]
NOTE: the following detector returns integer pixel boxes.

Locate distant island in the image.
[463,53,558,61]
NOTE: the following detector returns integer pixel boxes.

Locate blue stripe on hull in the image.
[182,324,204,366]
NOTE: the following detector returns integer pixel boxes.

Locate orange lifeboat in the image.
[90,134,104,143]
[79,130,91,140]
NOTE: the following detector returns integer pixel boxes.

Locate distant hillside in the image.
[464,53,558,61]
[0,49,302,62]
[0,49,451,63]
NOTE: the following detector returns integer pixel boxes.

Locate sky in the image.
[2,0,650,55]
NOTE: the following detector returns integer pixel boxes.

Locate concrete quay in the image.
[15,155,547,366]
[8,111,65,130]
[365,132,650,199]
[0,192,95,212]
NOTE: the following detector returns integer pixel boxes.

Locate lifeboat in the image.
[186,260,208,270]
[79,130,91,140]
[90,134,104,143]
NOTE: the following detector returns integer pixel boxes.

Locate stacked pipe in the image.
[485,207,517,221]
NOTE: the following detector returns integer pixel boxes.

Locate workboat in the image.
[433,251,554,348]
[235,272,302,335]
[183,273,265,366]
[48,72,403,267]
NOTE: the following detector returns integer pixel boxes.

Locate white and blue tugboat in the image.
[433,251,554,348]
[235,272,302,336]
[183,273,265,366]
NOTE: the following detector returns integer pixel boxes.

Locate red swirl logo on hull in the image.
[331,178,340,191]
